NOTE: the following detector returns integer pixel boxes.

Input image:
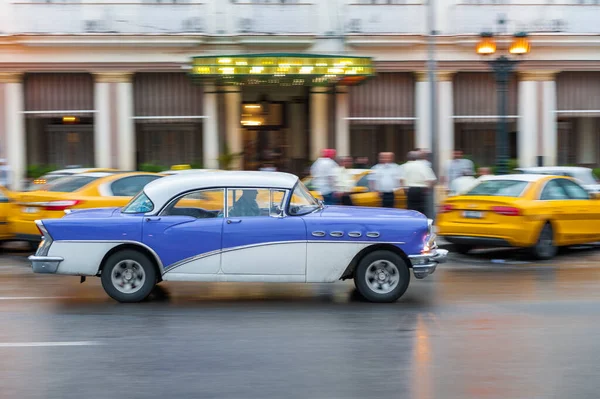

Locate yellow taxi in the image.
[25,167,118,191]
[0,185,18,241]
[11,171,162,242]
[303,169,407,208]
[436,174,600,259]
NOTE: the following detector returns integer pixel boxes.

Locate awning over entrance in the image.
[189,53,374,86]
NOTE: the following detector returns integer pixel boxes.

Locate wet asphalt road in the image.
[2,246,600,399]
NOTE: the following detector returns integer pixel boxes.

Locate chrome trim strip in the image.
[348,232,362,238]
[311,231,326,237]
[329,231,344,237]
[307,240,404,244]
[52,240,165,273]
[366,232,380,238]
[29,255,64,262]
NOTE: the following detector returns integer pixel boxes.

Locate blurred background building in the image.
[0,0,599,189]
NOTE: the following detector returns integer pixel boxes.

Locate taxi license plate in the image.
[22,207,38,214]
[463,211,482,219]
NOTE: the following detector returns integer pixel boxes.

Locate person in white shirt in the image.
[0,159,11,189]
[335,156,355,206]
[403,151,437,215]
[444,150,474,190]
[449,169,477,196]
[310,148,339,205]
[369,152,403,208]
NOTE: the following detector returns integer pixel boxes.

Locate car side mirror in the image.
[592,192,600,200]
[352,186,368,194]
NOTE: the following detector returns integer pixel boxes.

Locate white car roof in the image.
[517,166,590,173]
[161,169,218,175]
[144,171,299,212]
[480,174,550,182]
[68,172,115,178]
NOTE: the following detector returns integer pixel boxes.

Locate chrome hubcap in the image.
[366,260,400,294]
[111,260,145,294]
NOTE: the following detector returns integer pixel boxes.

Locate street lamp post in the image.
[476,32,530,175]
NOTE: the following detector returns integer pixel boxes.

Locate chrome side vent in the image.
[348,232,362,238]
[311,231,326,237]
[366,232,380,238]
[330,231,344,237]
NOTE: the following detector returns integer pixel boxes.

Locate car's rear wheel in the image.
[101,250,157,303]
[530,223,557,260]
[354,250,410,303]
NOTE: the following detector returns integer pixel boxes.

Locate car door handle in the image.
[145,217,161,222]
[227,219,242,224]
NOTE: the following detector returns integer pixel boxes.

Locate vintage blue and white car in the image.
[29,171,447,303]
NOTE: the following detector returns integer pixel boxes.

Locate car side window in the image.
[540,180,569,201]
[558,179,589,200]
[111,175,162,197]
[161,189,225,219]
[356,174,370,191]
[227,188,272,218]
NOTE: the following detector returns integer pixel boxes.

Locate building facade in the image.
[0,0,599,189]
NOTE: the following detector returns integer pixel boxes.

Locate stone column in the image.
[93,72,135,170]
[414,72,431,151]
[518,71,558,167]
[335,86,350,157]
[310,86,329,161]
[93,73,113,169]
[115,73,136,171]
[203,83,219,169]
[0,73,26,191]
[223,86,242,170]
[542,75,558,167]
[437,71,455,179]
[415,71,454,176]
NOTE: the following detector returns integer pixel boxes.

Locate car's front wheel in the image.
[101,250,157,303]
[354,250,410,303]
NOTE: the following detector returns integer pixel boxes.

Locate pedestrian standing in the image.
[403,151,437,215]
[444,150,474,191]
[335,156,355,206]
[0,159,11,190]
[369,152,403,208]
[310,149,339,205]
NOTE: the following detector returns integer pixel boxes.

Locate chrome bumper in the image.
[408,248,448,279]
[29,255,63,274]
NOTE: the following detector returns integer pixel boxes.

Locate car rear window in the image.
[465,180,529,197]
[46,176,99,193]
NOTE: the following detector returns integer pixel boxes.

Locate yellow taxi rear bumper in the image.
[436,221,540,248]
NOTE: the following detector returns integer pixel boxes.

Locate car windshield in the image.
[465,180,529,197]
[288,182,320,216]
[45,176,99,193]
[122,191,154,214]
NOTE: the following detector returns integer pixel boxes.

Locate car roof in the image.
[67,172,117,179]
[517,166,590,173]
[480,174,552,182]
[160,169,219,175]
[46,168,116,175]
[144,171,298,212]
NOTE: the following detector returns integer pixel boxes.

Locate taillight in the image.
[439,204,454,213]
[492,206,521,216]
[41,200,83,211]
